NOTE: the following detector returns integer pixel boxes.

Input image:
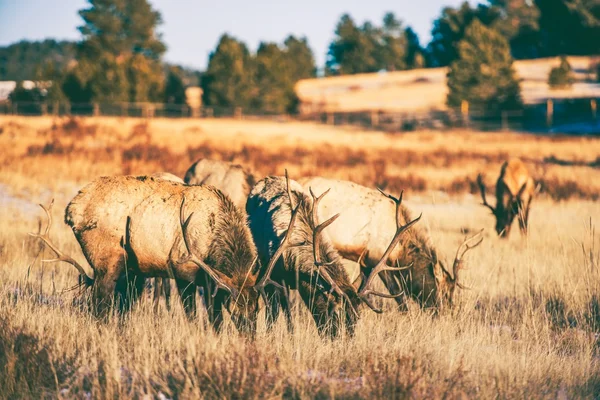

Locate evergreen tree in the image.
[429,2,501,66]
[548,56,575,89]
[73,0,166,102]
[201,34,255,109]
[489,0,541,59]
[253,42,289,113]
[326,14,377,75]
[447,20,522,112]
[378,13,407,71]
[164,66,187,104]
[404,27,425,68]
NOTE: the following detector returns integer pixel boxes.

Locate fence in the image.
[1,98,598,134]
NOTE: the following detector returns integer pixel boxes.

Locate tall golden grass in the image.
[0,116,599,398]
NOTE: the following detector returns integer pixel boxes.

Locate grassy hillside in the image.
[296,56,600,113]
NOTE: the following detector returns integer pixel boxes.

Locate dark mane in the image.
[205,186,257,284]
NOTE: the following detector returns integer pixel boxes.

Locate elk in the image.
[30,175,297,335]
[184,159,255,210]
[246,174,418,337]
[476,159,536,238]
[298,177,483,310]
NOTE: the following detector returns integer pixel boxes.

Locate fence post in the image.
[65,102,71,116]
[41,103,48,116]
[592,99,597,120]
[502,111,508,131]
[93,103,100,117]
[371,111,379,128]
[327,112,334,125]
[53,101,59,116]
[206,107,213,118]
[546,99,553,128]
[461,100,469,127]
[234,107,242,119]
[12,103,18,115]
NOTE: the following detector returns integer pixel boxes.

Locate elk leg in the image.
[115,273,146,313]
[176,279,197,319]
[518,200,531,235]
[206,290,226,333]
[153,278,162,313]
[379,270,407,309]
[263,285,282,331]
[163,278,172,311]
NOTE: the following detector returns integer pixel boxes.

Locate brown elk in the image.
[298,177,483,310]
[184,159,255,210]
[246,175,418,337]
[30,175,297,335]
[476,159,536,238]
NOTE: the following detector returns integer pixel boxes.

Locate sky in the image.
[0,0,477,70]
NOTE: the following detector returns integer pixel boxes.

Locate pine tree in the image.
[164,66,187,104]
[548,56,575,89]
[201,34,255,109]
[74,0,166,102]
[447,20,522,112]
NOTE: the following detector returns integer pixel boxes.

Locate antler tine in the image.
[285,169,295,209]
[476,174,496,213]
[178,195,238,298]
[255,201,302,304]
[28,201,93,284]
[359,189,421,305]
[452,229,484,283]
[308,187,359,318]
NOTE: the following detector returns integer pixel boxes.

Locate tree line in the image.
[3,0,599,113]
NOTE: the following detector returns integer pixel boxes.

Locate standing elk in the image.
[246,175,418,337]
[30,175,297,336]
[476,159,536,238]
[184,159,255,210]
[298,177,483,310]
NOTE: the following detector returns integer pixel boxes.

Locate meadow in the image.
[0,115,599,398]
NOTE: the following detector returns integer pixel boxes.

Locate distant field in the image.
[296,56,600,113]
[0,116,599,397]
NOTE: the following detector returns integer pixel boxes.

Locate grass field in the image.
[0,116,599,398]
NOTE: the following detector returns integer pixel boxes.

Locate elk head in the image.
[374,190,483,310]
[177,194,300,336]
[477,173,527,238]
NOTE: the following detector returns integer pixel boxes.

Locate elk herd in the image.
[30,157,538,338]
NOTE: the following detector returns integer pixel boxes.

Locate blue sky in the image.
[0,0,477,69]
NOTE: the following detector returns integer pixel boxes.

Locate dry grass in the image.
[0,116,599,398]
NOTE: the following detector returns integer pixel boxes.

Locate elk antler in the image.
[308,186,359,317]
[451,229,484,289]
[358,189,422,313]
[255,172,301,304]
[28,200,94,285]
[476,174,496,213]
[177,195,239,298]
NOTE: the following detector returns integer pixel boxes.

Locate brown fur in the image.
[479,159,536,238]
[247,176,361,337]
[65,175,260,334]
[298,176,470,310]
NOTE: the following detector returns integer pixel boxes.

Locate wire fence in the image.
[1,98,598,134]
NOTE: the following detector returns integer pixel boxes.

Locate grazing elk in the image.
[476,159,536,238]
[30,175,297,335]
[184,159,255,210]
[298,177,483,310]
[246,175,418,337]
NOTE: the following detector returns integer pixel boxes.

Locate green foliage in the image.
[72,0,166,103]
[0,40,75,81]
[201,34,256,109]
[164,66,187,104]
[326,13,417,75]
[8,82,44,103]
[489,0,541,59]
[447,20,522,112]
[548,56,575,89]
[404,27,426,69]
[202,34,315,113]
[535,0,600,56]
